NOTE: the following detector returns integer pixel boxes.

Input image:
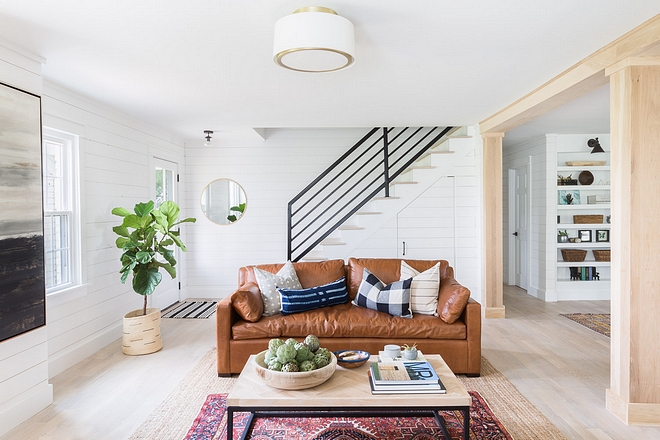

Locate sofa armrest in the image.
[462,297,482,376]
[216,292,242,376]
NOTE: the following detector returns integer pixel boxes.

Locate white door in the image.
[151,157,179,309]
[513,165,530,290]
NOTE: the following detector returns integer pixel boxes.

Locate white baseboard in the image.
[48,322,122,379]
[0,381,52,437]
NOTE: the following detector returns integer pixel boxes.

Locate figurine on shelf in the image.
[588,137,605,154]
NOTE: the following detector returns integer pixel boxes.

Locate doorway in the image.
[508,163,530,291]
[151,157,179,309]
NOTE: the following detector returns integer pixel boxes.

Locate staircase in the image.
[287,126,473,262]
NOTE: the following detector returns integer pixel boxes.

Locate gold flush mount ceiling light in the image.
[273,6,355,73]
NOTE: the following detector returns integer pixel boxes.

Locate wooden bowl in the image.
[253,350,336,390]
[334,350,370,369]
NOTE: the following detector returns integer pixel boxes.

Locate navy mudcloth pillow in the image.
[352,268,413,318]
[277,277,349,315]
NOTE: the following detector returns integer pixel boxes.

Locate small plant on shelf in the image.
[402,343,418,360]
[558,230,569,243]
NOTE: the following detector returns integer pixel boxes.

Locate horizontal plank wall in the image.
[184,128,365,297]
[41,83,186,378]
[0,43,52,438]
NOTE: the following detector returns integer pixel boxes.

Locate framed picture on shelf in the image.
[578,230,592,242]
[558,189,580,205]
[596,229,610,242]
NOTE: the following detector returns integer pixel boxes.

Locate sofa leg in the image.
[218,373,232,377]
[464,373,481,377]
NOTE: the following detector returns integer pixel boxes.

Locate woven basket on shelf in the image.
[573,214,603,224]
[593,250,611,262]
[561,249,587,262]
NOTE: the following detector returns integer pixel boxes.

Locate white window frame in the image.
[42,127,86,304]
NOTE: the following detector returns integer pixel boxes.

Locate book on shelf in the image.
[368,372,446,394]
[369,361,441,386]
[569,266,599,281]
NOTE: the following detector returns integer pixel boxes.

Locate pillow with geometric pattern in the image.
[352,268,413,318]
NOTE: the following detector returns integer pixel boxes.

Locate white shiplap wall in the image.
[184,128,367,297]
[0,43,51,438]
[503,135,554,301]
[41,83,187,378]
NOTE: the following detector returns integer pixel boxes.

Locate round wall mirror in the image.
[200,179,247,225]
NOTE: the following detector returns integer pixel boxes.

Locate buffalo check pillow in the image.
[399,261,440,315]
[253,261,302,316]
[352,268,413,318]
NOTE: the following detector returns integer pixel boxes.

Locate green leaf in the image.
[227,215,237,222]
[160,238,174,247]
[145,229,157,247]
[170,233,187,251]
[159,201,180,227]
[112,207,131,217]
[112,225,130,237]
[152,209,169,229]
[173,217,196,226]
[229,203,246,213]
[153,261,176,279]
[115,237,131,249]
[135,251,153,264]
[134,201,155,217]
[158,247,176,265]
[132,266,162,296]
[122,214,142,229]
[120,269,130,284]
[139,214,155,229]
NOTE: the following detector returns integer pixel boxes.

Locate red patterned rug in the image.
[184,392,512,440]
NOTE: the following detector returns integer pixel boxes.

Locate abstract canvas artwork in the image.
[0,82,45,342]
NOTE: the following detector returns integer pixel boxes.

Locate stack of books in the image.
[368,360,446,394]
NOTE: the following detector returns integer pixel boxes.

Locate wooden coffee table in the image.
[226,354,471,440]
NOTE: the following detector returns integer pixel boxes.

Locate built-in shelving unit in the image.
[555,141,610,300]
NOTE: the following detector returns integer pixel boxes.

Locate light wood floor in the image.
[3,289,660,440]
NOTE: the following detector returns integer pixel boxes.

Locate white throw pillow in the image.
[399,261,440,315]
[253,261,302,316]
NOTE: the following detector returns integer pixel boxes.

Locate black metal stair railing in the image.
[287,126,454,262]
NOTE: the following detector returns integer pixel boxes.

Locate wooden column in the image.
[483,133,505,318]
[606,58,660,425]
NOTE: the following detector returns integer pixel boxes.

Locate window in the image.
[42,129,81,294]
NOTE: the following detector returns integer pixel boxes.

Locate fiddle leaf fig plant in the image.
[112,200,196,315]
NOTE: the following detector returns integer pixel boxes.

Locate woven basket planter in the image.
[122,307,163,356]
[593,250,611,262]
[561,249,587,262]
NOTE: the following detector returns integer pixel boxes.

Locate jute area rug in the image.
[129,349,566,440]
[560,313,611,337]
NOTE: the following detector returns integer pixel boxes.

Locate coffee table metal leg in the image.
[227,407,233,440]
[433,412,452,440]
[238,413,255,440]
[463,407,470,440]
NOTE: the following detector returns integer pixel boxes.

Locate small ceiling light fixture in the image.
[204,130,213,146]
[273,6,355,73]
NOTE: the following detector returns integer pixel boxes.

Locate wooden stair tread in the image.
[338,225,365,230]
[355,211,382,215]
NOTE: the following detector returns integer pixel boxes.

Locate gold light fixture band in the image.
[273,6,355,73]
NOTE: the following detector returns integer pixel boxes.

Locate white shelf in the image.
[557,204,610,210]
[557,261,610,267]
[557,242,611,248]
[557,223,610,229]
[556,185,610,190]
[557,165,610,172]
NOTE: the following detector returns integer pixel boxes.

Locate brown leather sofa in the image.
[216,258,481,376]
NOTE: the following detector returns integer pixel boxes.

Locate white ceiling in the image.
[0,2,657,145]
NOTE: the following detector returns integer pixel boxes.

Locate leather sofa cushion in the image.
[231,302,466,340]
[239,259,346,290]
[438,276,471,324]
[230,282,263,322]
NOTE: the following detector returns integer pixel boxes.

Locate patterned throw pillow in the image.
[253,261,302,316]
[277,277,349,315]
[352,268,413,318]
[400,261,440,315]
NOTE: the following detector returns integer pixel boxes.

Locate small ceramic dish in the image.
[334,350,370,369]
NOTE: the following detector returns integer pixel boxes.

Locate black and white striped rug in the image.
[162,301,217,319]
